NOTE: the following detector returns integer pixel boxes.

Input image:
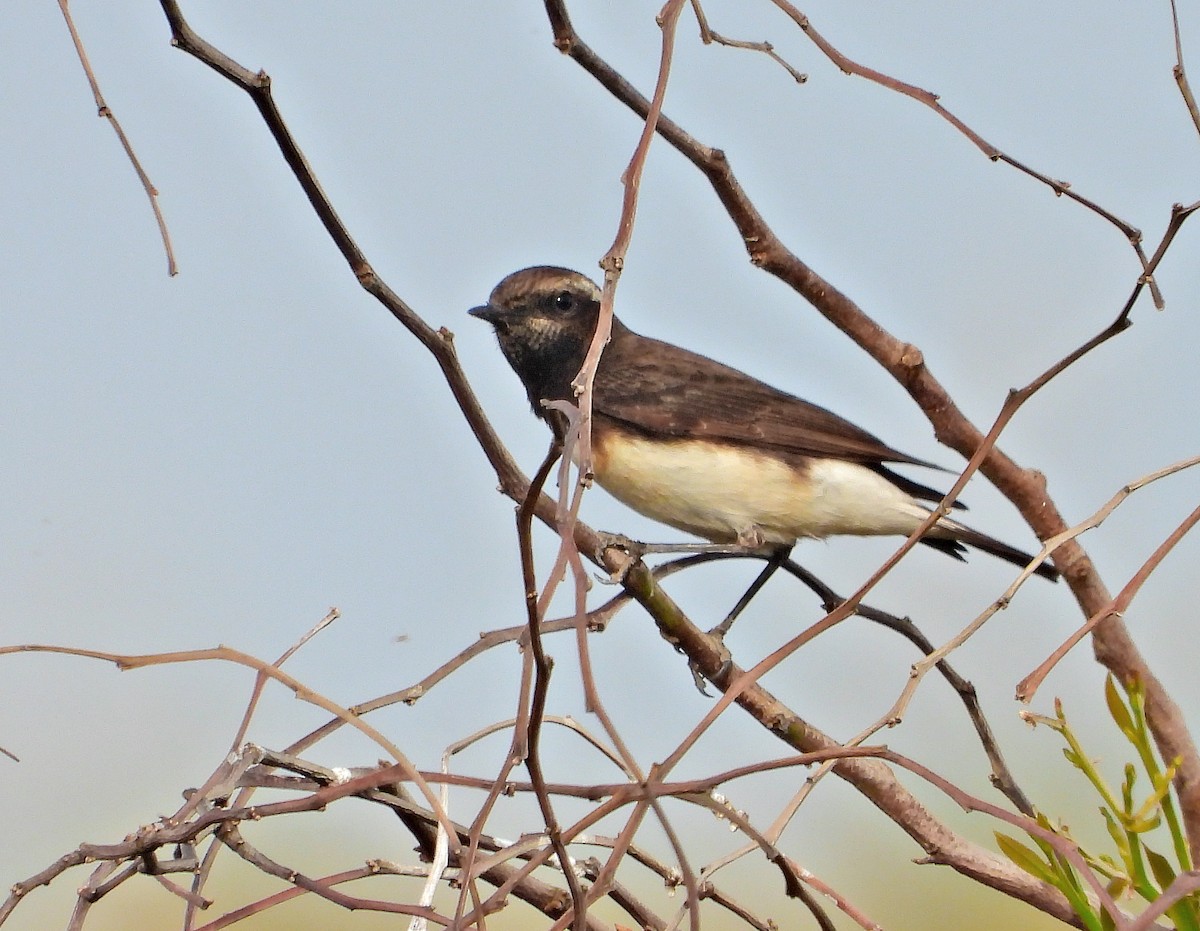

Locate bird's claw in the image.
[735,525,768,548]
[687,628,733,697]
[595,532,645,584]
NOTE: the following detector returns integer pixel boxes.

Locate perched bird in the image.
[470,266,1057,581]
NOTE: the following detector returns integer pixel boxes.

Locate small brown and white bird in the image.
[470,266,1057,581]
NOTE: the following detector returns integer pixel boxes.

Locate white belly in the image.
[592,433,931,544]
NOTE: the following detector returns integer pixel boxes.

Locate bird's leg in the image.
[687,544,792,696]
[610,540,769,557]
[708,544,792,640]
[594,532,776,583]
[595,531,791,695]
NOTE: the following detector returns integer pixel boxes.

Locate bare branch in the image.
[58,0,177,275]
[689,0,808,84]
[1022,482,1200,701]
[1170,0,1200,137]
[766,0,1166,310]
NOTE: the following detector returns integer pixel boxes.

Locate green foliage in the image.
[995,677,1197,930]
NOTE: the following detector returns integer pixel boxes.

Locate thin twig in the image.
[216,824,444,920]
[767,0,1166,308]
[518,440,590,930]
[229,607,340,752]
[58,0,177,275]
[689,0,807,83]
[1021,497,1200,701]
[1170,0,1200,137]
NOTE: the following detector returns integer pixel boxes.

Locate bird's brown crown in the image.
[487,266,601,312]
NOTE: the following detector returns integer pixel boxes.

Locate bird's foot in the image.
[703,542,790,640]
[687,628,733,697]
[735,525,768,548]
[594,534,769,583]
[595,532,645,584]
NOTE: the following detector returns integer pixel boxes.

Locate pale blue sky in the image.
[3,3,1199,929]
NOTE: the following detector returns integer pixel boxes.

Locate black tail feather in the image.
[922,522,1058,581]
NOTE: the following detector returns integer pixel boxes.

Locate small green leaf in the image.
[1105,675,1136,740]
[1144,846,1178,891]
[996,832,1059,885]
[1171,897,1200,931]
[1101,808,1132,866]
[1143,847,1181,894]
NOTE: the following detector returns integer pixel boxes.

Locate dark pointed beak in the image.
[468,302,505,324]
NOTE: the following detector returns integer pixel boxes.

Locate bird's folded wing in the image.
[595,328,942,470]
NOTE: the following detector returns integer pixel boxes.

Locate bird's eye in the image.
[553,290,574,311]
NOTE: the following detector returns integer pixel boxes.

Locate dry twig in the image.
[57,0,177,275]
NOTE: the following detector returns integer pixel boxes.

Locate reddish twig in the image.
[229,607,340,753]
[689,0,808,84]
[766,0,1165,307]
[518,440,590,930]
[1021,498,1200,702]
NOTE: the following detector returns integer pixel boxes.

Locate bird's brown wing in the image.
[594,324,942,470]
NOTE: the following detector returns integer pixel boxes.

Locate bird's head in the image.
[469,266,604,413]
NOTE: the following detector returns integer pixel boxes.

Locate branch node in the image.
[897,343,924,371]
